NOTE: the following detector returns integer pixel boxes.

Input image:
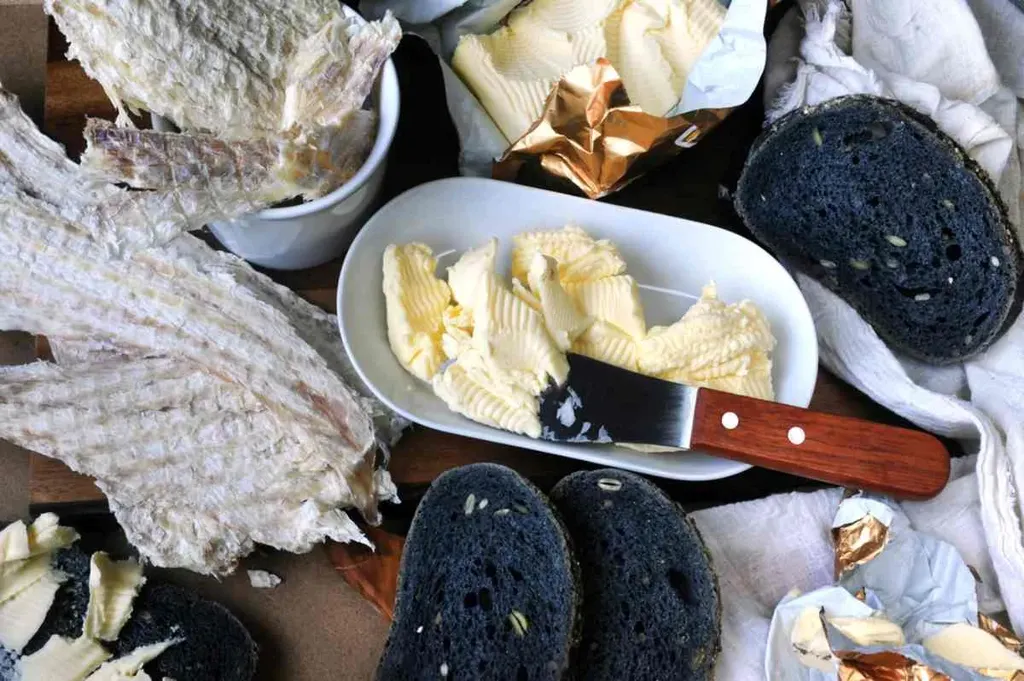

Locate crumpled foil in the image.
[767,494,1024,680]
[833,496,894,578]
[492,59,733,198]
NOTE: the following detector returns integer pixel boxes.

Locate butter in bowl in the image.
[339,177,820,482]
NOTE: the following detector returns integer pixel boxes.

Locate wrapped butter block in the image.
[362,0,771,197]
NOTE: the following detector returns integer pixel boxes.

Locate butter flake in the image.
[83,553,146,642]
[0,568,66,653]
[18,635,111,681]
[84,639,179,681]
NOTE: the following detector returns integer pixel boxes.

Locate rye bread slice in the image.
[376,464,580,681]
[20,546,257,681]
[550,469,721,681]
[735,95,1021,364]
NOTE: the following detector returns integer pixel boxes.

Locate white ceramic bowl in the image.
[207,10,400,270]
[339,178,819,481]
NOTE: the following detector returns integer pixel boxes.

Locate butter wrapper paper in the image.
[766,494,1024,680]
[362,0,769,198]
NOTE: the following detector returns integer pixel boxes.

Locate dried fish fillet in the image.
[82,112,377,201]
[46,0,339,136]
[68,2,400,202]
[81,119,282,197]
[0,86,407,575]
[282,12,402,128]
[0,89,266,253]
[46,0,399,134]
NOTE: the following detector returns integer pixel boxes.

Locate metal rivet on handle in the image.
[721,412,739,430]
[788,427,806,445]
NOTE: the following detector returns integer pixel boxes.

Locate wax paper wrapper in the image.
[766,494,1024,680]
[361,0,770,198]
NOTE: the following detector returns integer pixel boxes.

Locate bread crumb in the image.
[247,569,282,589]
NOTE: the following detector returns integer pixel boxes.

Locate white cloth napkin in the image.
[692,456,1004,680]
[759,0,1024,636]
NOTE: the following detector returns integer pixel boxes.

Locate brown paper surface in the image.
[0,2,47,126]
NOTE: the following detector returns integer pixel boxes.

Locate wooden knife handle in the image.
[690,388,950,500]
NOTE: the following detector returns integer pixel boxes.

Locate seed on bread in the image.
[508,610,529,637]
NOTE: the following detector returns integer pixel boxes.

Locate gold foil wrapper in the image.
[492,58,730,199]
[837,651,951,681]
[833,515,890,579]
[979,613,1024,655]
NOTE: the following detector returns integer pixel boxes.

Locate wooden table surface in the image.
[22,6,966,627]
[30,16,945,516]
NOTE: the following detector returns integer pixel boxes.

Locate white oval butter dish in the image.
[338,178,818,481]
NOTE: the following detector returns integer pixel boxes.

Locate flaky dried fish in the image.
[282,13,402,128]
[0,86,407,575]
[0,89,265,253]
[69,4,399,201]
[82,111,377,201]
[81,118,282,197]
[46,0,341,136]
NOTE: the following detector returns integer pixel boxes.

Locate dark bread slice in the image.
[735,95,1021,364]
[550,469,720,681]
[113,583,257,681]
[376,463,580,681]
[21,546,256,680]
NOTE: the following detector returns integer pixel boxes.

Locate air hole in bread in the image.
[941,227,956,241]
[509,567,524,582]
[634,621,646,635]
[974,311,990,328]
[667,568,696,606]
[478,587,493,611]
[484,560,497,581]
[867,196,880,208]
[464,591,478,608]
[946,244,962,261]
[517,665,529,681]
[843,122,892,147]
